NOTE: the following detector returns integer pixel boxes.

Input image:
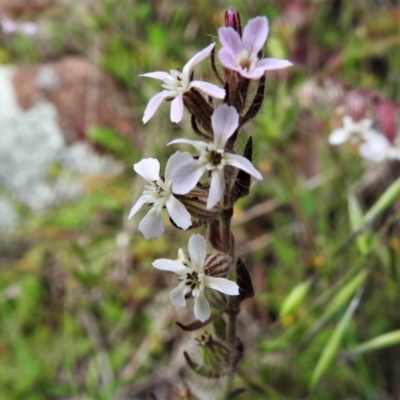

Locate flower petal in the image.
[225,153,263,180]
[218,27,242,55]
[168,138,208,153]
[153,258,189,275]
[138,207,164,239]
[171,160,206,194]
[256,57,293,71]
[142,91,171,124]
[207,169,225,209]
[128,195,148,219]
[193,290,210,322]
[211,104,239,148]
[359,133,390,162]
[170,282,188,307]
[189,80,225,99]
[166,195,192,230]
[134,158,160,183]
[242,16,268,55]
[236,67,265,80]
[170,93,184,123]
[165,151,194,182]
[205,276,240,295]
[140,71,172,81]
[188,234,207,271]
[183,42,215,74]
[328,128,349,145]
[218,48,241,73]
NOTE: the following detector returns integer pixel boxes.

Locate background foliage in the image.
[1,0,400,399]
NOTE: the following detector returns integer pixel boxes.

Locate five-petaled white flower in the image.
[359,132,400,162]
[169,104,263,209]
[329,115,379,146]
[128,151,192,239]
[218,16,292,80]
[140,42,226,124]
[152,234,239,322]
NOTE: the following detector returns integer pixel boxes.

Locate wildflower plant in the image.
[129,9,292,397]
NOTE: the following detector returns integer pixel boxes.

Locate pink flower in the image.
[218,16,292,80]
[140,43,225,124]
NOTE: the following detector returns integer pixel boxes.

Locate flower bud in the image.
[346,91,366,122]
[375,100,396,144]
[224,9,242,36]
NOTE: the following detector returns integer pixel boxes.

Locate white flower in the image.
[140,43,225,124]
[128,151,192,239]
[359,132,400,162]
[169,104,263,209]
[329,115,378,145]
[152,234,239,322]
[218,16,292,80]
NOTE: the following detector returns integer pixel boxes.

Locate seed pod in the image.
[184,332,233,378]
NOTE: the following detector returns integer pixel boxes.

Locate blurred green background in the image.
[1,0,400,399]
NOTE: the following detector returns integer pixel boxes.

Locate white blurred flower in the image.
[359,132,400,162]
[128,151,192,239]
[153,234,239,322]
[329,115,378,145]
[1,18,37,36]
[169,104,262,209]
[141,43,225,124]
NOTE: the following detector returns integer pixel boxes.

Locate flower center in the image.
[237,49,257,72]
[162,69,189,93]
[201,146,226,171]
[143,179,170,210]
[185,271,201,291]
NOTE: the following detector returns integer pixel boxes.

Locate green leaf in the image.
[305,270,368,340]
[310,287,364,388]
[87,125,133,159]
[279,279,312,318]
[363,176,400,226]
[348,192,371,254]
[344,330,400,357]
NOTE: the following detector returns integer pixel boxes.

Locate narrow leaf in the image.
[279,279,312,318]
[348,192,370,254]
[344,330,400,357]
[304,270,367,341]
[364,175,400,225]
[310,287,364,388]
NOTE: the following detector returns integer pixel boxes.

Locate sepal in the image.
[184,332,232,378]
[236,258,255,301]
[231,136,253,202]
